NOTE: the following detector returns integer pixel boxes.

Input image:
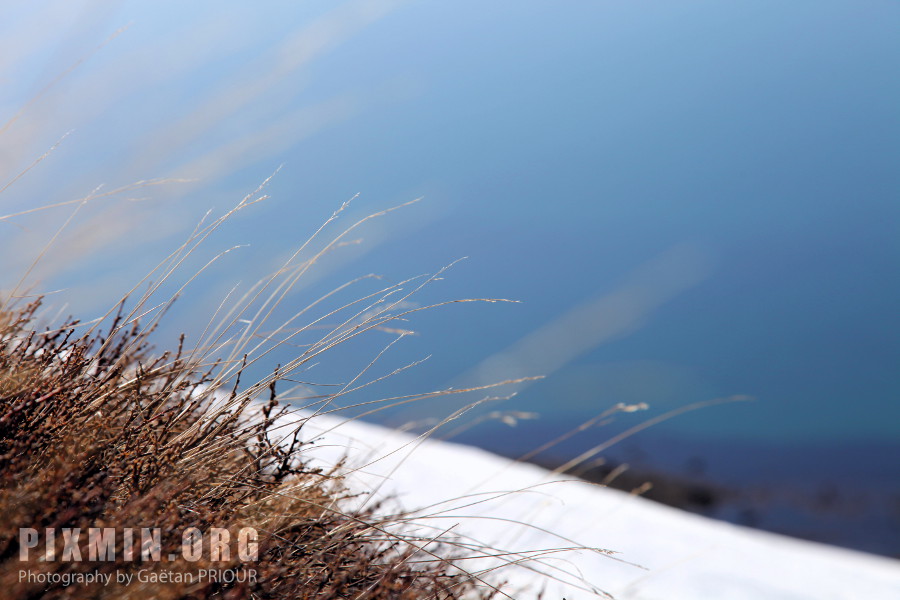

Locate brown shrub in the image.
[0,298,500,600]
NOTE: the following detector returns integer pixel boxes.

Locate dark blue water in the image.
[235,0,900,446]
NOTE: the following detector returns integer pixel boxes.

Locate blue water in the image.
[230,0,900,445]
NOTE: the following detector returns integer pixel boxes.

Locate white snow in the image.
[275,409,900,599]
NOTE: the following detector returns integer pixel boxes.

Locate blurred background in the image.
[1,0,897,556]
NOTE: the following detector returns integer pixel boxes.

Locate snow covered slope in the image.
[280,410,899,599]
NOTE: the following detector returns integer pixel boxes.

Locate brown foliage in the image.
[0,299,498,600]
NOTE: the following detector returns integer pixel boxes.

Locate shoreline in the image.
[442,419,900,559]
[287,409,900,599]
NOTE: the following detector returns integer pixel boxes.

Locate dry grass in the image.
[0,149,543,599]
[0,292,509,599]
